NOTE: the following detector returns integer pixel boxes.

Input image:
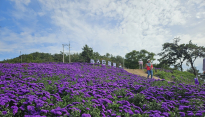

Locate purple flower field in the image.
[0,62,205,117]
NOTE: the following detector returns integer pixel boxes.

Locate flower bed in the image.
[0,62,205,117]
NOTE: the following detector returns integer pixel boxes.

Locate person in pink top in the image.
[138,59,143,69]
[145,59,153,79]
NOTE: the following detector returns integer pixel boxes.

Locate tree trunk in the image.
[180,62,183,72]
[190,59,196,76]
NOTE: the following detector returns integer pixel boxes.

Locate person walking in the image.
[119,63,122,69]
[145,59,153,79]
[138,59,143,69]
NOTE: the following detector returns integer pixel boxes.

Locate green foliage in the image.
[128,93,147,107]
[81,44,94,63]
[125,49,156,69]
[158,40,205,75]
[0,44,126,66]
[154,68,196,84]
[155,71,171,79]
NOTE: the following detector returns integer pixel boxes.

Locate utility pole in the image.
[69,42,71,63]
[62,44,68,63]
[173,36,180,45]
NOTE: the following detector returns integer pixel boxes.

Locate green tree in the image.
[125,50,138,69]
[93,52,101,60]
[125,49,155,69]
[115,55,123,67]
[27,55,33,62]
[105,53,111,58]
[183,40,205,76]
[158,43,187,71]
[81,44,94,63]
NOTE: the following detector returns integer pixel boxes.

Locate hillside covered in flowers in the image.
[0,62,205,117]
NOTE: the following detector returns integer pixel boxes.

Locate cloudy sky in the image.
[0,0,205,73]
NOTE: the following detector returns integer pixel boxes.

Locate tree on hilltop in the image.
[158,40,205,75]
[81,44,94,63]
[158,43,186,71]
[183,40,205,76]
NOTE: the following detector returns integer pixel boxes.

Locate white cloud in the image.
[1,0,205,72]
[10,0,31,12]
[196,12,205,19]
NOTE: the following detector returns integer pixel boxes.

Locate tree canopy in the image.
[81,44,94,63]
[125,49,156,69]
[158,40,205,75]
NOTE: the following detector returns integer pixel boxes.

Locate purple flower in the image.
[107,95,114,99]
[107,109,112,114]
[56,111,62,115]
[42,96,47,100]
[0,101,5,106]
[82,113,91,117]
[162,112,170,117]
[49,103,54,106]
[19,105,25,111]
[195,113,202,116]
[179,112,185,117]
[102,105,106,109]
[82,99,86,103]
[117,96,123,98]
[101,112,106,117]
[40,109,49,113]
[11,106,18,115]
[128,109,134,115]
[27,105,35,111]
[187,112,194,116]
[2,111,7,115]
[134,110,140,114]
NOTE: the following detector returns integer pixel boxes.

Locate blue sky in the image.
[0,0,205,73]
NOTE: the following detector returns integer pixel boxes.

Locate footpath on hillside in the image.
[124,69,171,82]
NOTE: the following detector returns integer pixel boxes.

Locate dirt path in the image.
[124,69,162,80]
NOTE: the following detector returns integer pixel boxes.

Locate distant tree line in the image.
[0,44,124,67]
[1,40,205,75]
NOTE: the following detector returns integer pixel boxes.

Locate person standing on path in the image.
[119,63,122,69]
[138,59,143,69]
[145,59,153,79]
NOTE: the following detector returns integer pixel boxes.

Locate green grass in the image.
[143,68,201,85]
